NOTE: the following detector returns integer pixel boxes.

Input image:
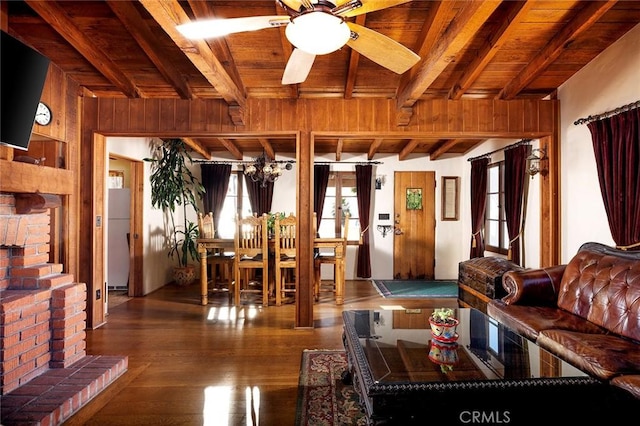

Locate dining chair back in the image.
[198,212,234,295]
[234,213,270,306]
[313,211,350,302]
[274,213,297,306]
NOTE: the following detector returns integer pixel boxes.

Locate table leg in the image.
[198,243,208,305]
[335,245,344,305]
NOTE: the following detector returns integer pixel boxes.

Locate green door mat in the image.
[372,279,457,298]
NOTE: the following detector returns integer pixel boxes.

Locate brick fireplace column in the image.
[0,194,86,394]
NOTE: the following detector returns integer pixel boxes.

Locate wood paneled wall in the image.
[86,97,556,138]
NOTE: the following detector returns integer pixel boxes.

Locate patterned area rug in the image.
[296,350,366,426]
[372,279,458,298]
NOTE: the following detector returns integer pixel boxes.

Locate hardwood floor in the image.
[64,280,457,425]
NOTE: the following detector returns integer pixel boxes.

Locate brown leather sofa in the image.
[487,242,640,403]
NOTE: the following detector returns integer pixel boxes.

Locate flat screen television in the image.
[1,30,51,151]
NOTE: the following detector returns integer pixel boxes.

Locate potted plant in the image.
[429,308,459,341]
[145,138,205,286]
[267,212,285,238]
[428,340,459,373]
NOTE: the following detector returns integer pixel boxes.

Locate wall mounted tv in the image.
[1,30,51,151]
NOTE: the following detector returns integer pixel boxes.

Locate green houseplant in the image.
[145,138,205,285]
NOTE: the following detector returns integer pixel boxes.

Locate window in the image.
[318,172,359,242]
[485,162,508,254]
[217,172,251,239]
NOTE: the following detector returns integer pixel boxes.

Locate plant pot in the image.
[428,340,459,372]
[429,317,459,342]
[173,265,196,286]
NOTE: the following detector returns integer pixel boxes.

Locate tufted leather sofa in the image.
[487,242,640,402]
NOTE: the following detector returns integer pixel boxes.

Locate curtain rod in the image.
[314,161,382,165]
[193,159,294,165]
[193,160,382,165]
[467,139,532,162]
[574,100,640,125]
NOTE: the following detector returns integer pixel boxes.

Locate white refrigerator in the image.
[107,188,130,289]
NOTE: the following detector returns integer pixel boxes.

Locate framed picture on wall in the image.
[441,176,459,221]
[406,188,423,210]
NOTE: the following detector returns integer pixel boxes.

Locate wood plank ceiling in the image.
[6,0,640,160]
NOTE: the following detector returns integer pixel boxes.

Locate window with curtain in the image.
[485,162,508,255]
[319,172,359,242]
[217,172,251,239]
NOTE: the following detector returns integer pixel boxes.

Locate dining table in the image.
[197,238,234,305]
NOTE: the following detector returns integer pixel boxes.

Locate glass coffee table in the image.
[342,308,627,424]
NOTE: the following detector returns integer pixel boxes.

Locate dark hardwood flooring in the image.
[64,280,457,425]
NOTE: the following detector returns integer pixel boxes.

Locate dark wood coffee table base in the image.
[342,310,636,425]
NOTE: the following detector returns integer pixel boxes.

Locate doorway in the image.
[106,155,144,310]
[393,171,436,279]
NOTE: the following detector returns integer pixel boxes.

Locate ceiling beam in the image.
[367,138,384,160]
[448,1,533,100]
[398,139,419,161]
[26,0,141,98]
[181,137,210,159]
[275,5,299,98]
[258,138,276,160]
[396,1,500,109]
[187,0,246,97]
[106,0,193,99]
[217,138,243,160]
[139,0,247,123]
[430,139,465,160]
[344,14,367,100]
[498,0,616,99]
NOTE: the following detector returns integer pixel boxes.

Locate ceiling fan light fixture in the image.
[285,12,350,55]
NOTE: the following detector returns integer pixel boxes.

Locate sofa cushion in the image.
[537,329,640,380]
[487,300,607,342]
[558,243,640,341]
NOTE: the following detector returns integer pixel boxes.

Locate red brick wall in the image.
[0,194,87,394]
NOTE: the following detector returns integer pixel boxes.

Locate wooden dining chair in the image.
[314,211,350,302]
[274,213,296,306]
[198,212,234,294]
[234,213,270,306]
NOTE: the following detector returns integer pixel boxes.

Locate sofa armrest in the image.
[501,264,566,306]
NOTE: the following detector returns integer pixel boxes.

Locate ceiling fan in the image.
[177,0,420,85]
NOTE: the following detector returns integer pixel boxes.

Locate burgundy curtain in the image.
[503,144,529,264]
[244,171,274,216]
[587,107,640,249]
[200,164,232,237]
[314,165,330,233]
[470,157,489,258]
[355,165,372,278]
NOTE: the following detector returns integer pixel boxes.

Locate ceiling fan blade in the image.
[177,15,290,39]
[346,22,420,74]
[337,0,412,17]
[282,48,316,85]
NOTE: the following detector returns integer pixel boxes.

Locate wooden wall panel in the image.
[87,97,558,137]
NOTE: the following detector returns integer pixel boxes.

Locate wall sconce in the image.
[526,148,547,178]
[377,224,393,238]
[375,175,386,190]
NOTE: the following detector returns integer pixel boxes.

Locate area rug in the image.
[372,279,458,298]
[295,349,366,426]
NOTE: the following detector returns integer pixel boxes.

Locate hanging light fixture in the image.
[285,5,351,55]
[244,152,292,187]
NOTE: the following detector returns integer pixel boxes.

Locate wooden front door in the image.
[393,171,436,279]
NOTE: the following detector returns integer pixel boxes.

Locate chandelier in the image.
[244,152,293,187]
